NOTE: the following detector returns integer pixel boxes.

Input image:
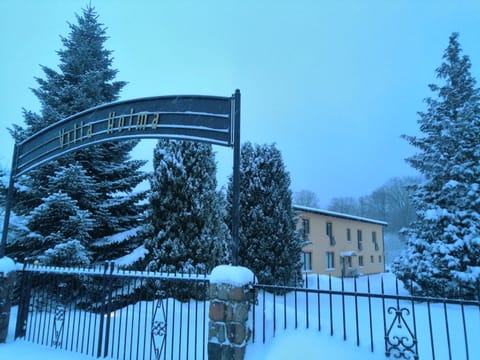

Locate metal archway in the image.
[1,90,241,264]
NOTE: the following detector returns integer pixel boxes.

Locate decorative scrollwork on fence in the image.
[385,306,418,359]
[152,320,167,337]
[151,291,167,360]
[51,305,65,348]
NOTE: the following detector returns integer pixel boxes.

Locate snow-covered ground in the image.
[1,312,387,360]
[0,332,386,360]
[1,272,478,359]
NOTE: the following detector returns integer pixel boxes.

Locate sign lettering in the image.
[15,94,238,176]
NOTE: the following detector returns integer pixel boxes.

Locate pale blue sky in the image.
[2,0,480,205]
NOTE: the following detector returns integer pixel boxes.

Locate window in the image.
[326,252,335,269]
[301,252,312,271]
[301,218,310,238]
[370,255,374,263]
[346,256,352,268]
[326,222,335,246]
[357,230,363,250]
[372,231,379,251]
[378,255,382,263]
[359,255,364,267]
[346,228,351,242]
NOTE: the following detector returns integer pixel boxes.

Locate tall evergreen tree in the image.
[7,6,146,264]
[145,140,230,274]
[227,142,303,286]
[393,33,480,299]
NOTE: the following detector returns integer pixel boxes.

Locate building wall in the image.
[297,208,386,277]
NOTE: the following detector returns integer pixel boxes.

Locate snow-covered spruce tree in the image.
[227,142,303,286]
[145,140,230,278]
[7,6,147,264]
[26,192,94,265]
[393,33,480,299]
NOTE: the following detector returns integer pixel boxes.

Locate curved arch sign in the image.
[1,90,241,263]
[16,92,239,176]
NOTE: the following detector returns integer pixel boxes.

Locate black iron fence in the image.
[14,263,210,360]
[12,265,480,360]
[251,274,480,360]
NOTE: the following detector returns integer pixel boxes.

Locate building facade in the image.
[295,205,387,277]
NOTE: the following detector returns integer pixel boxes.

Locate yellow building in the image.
[294,205,387,277]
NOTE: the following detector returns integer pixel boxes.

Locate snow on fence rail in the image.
[22,262,211,281]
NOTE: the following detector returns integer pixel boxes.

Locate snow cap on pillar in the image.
[210,265,255,286]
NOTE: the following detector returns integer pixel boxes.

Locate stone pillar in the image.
[208,266,254,360]
[0,257,16,343]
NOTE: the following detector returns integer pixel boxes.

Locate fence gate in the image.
[250,274,480,360]
[15,263,210,360]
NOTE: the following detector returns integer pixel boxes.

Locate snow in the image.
[454,265,480,281]
[0,282,385,360]
[423,207,449,220]
[182,110,230,118]
[248,330,384,360]
[0,340,93,360]
[0,256,16,276]
[210,264,255,286]
[340,250,357,257]
[443,179,459,189]
[93,226,142,246]
[113,245,148,267]
[0,273,477,360]
[0,330,386,360]
[293,205,388,226]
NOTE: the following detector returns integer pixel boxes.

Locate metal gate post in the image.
[103,262,114,358]
[0,259,17,342]
[231,89,241,266]
[97,262,114,358]
[15,265,32,339]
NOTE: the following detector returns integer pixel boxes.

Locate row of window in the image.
[301,252,382,271]
[301,218,380,251]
